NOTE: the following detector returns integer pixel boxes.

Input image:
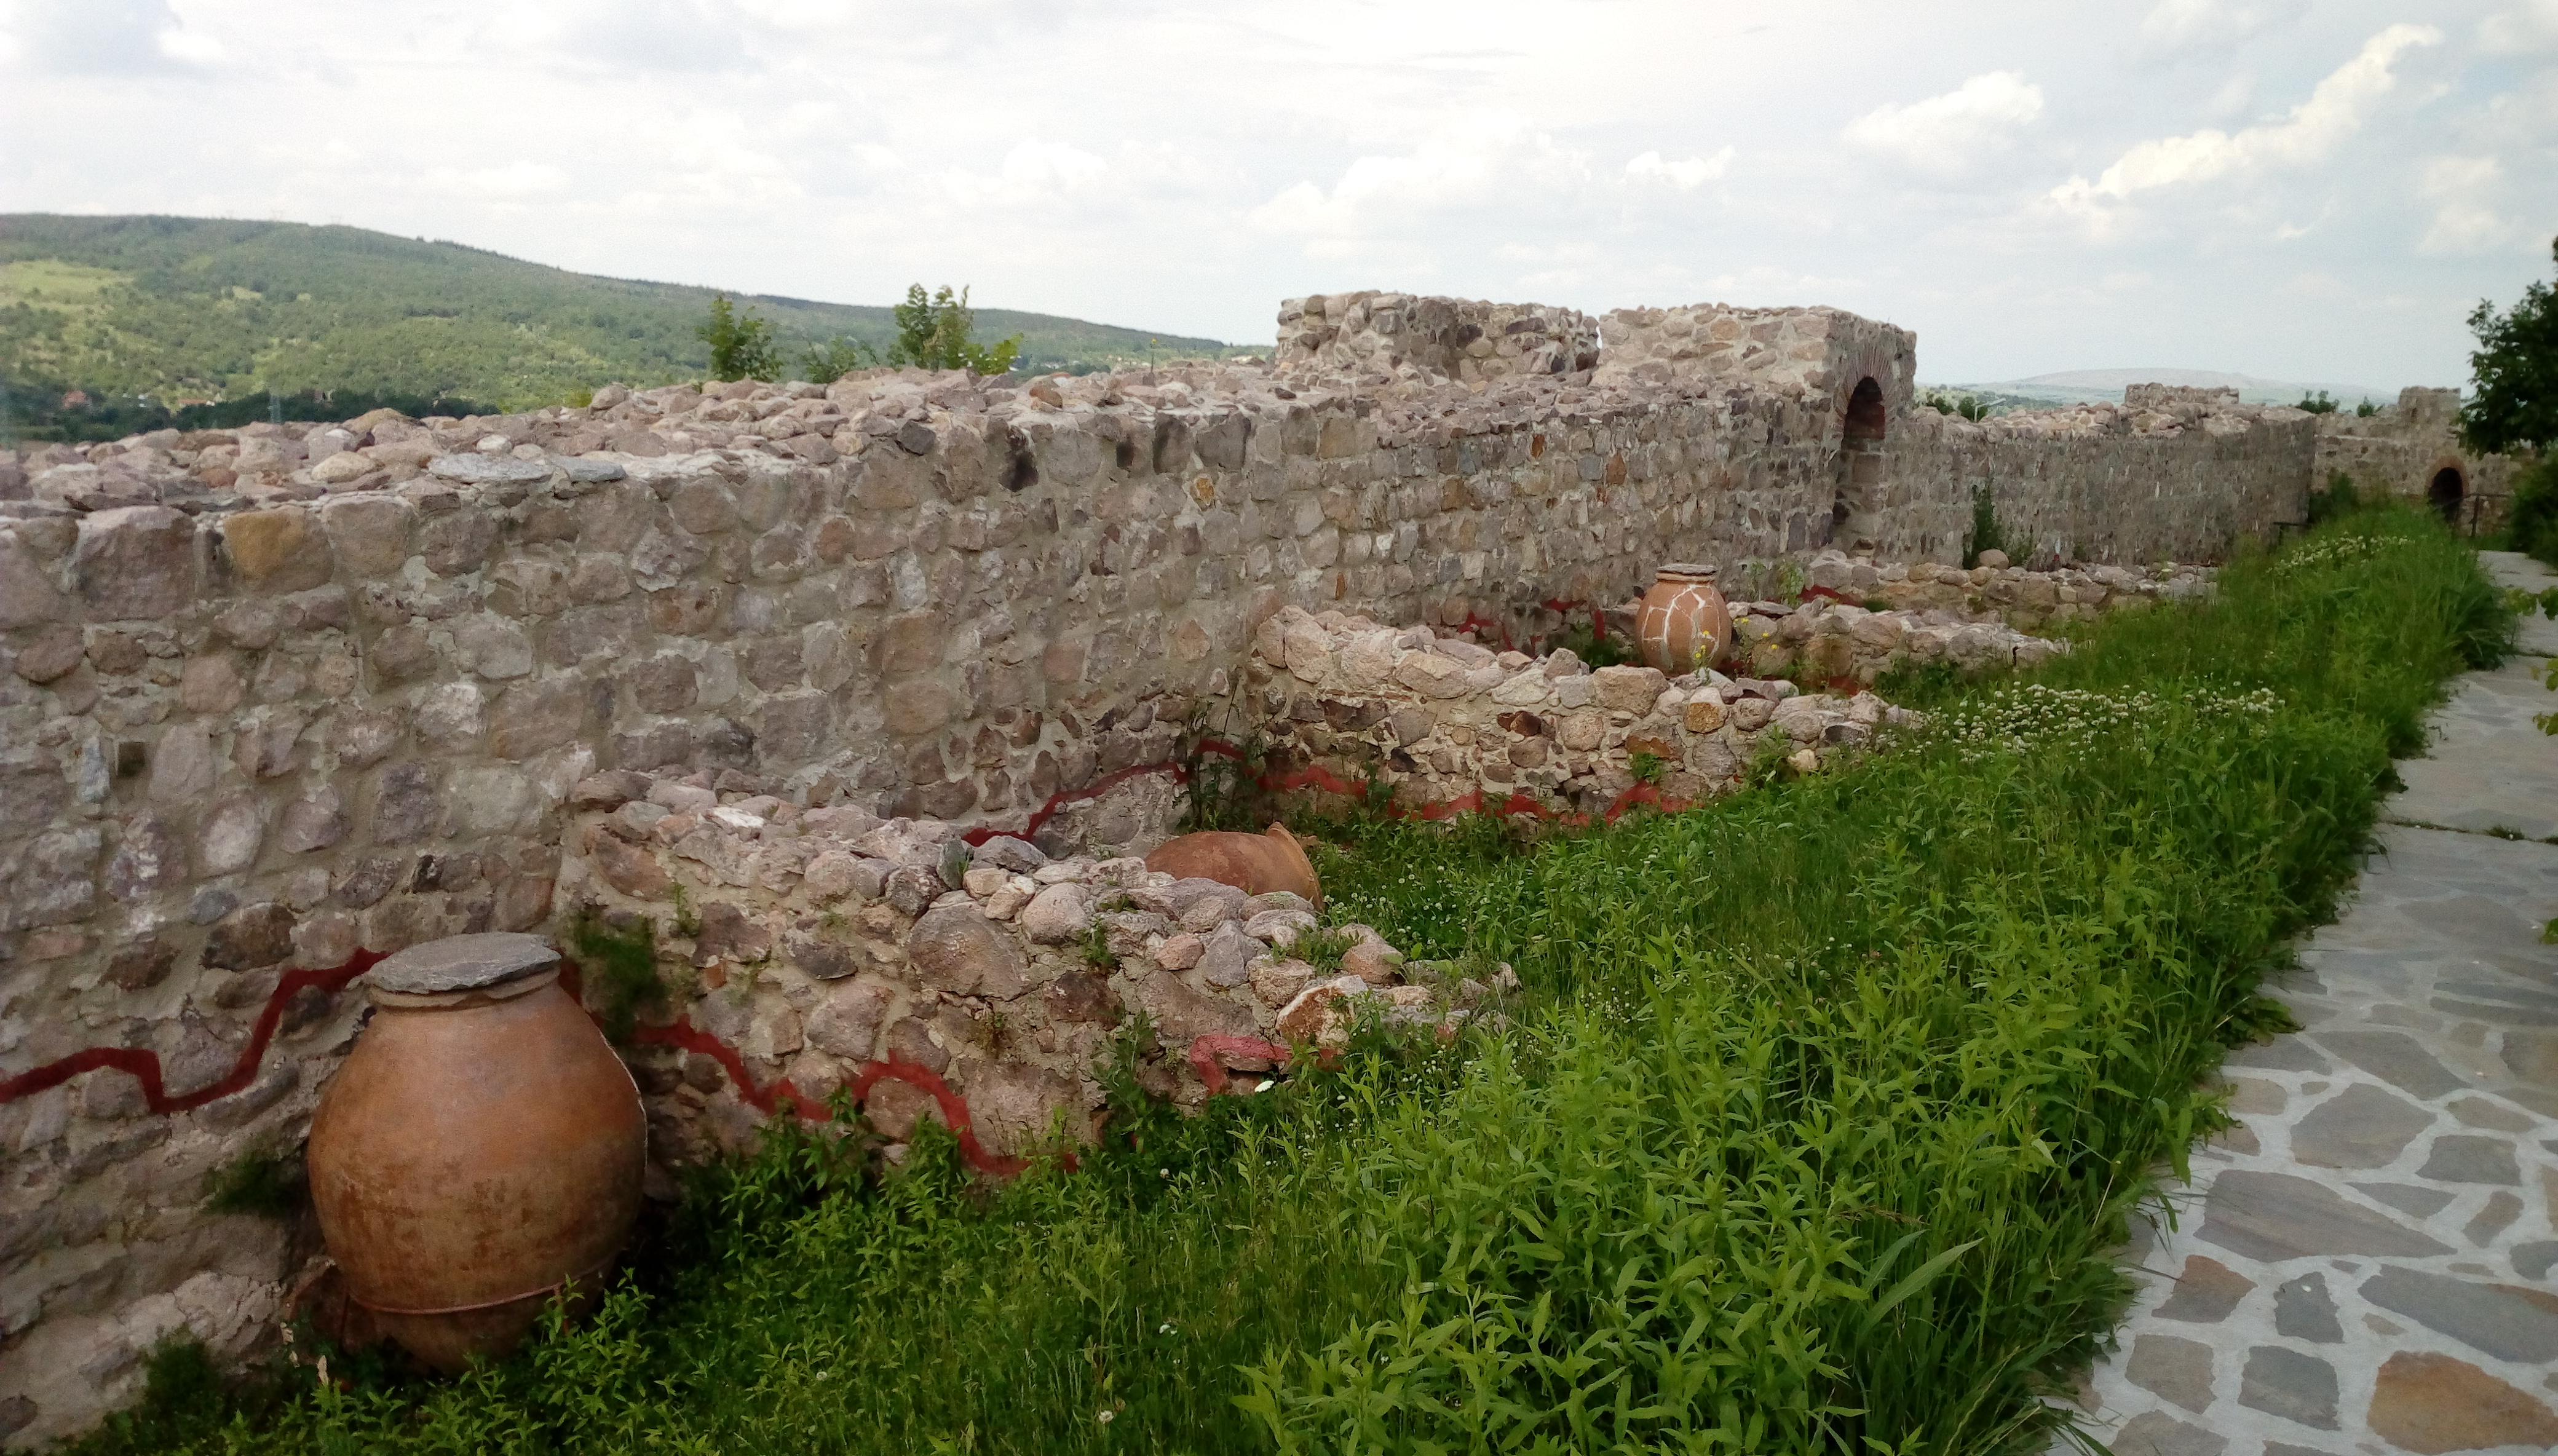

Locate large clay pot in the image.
[307,933,643,1373]
[1634,563,1733,675]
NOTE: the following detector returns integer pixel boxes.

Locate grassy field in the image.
[85,502,2508,1455]
[0,214,1245,411]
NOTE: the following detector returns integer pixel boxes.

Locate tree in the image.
[2458,235,2558,456]
[696,294,781,382]
[2294,390,2339,414]
[887,285,1021,376]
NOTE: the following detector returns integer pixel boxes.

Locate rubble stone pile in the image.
[561,769,1482,1164]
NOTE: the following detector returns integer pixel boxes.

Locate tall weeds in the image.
[112,504,2498,1456]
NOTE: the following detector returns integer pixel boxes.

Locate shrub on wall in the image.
[1962,486,2010,568]
[2308,470,2361,526]
[799,337,876,385]
[886,285,1022,376]
[697,295,783,383]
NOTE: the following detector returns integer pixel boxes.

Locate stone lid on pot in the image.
[367,933,560,996]
[1656,562,1717,578]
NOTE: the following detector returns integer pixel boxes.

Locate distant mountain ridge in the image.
[1937,367,2412,410]
[0,214,1243,410]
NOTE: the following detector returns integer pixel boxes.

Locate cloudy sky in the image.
[4,1,2554,389]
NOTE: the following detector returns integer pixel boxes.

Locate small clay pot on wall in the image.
[307,933,644,1374]
[1635,563,1732,675]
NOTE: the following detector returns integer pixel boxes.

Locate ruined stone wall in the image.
[1273,292,1599,382]
[2123,383,2241,411]
[1596,304,1918,432]
[1243,553,2207,820]
[2314,387,2534,535]
[1,295,2326,1447]
[1878,396,2319,566]
[1243,603,1912,814]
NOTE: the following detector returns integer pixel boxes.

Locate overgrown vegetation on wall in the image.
[82,502,2504,1455]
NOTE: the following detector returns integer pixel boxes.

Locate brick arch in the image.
[1827,331,1909,448]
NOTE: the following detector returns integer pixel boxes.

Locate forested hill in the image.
[0,215,1242,410]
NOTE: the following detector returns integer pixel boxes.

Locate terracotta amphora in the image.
[307,933,643,1373]
[1146,823,1322,908]
[1634,563,1733,675]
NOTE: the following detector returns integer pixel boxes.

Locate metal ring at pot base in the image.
[354,1257,620,1374]
[349,1254,616,1318]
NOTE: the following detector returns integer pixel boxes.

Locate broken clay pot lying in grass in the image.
[1145,823,1323,909]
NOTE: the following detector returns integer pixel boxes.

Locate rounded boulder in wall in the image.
[904,904,1028,998]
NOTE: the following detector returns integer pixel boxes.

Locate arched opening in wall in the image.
[1827,377,1887,550]
[2429,465,2465,524]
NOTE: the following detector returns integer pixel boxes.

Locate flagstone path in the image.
[2061,551,2558,1456]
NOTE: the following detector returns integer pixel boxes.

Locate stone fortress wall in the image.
[1,288,2328,1444]
[2314,386,2535,536]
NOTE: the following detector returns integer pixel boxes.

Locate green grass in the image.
[98,501,2501,1455]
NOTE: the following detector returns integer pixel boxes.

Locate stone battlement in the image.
[1273,291,1599,383]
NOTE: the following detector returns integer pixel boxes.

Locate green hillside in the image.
[0,215,1245,411]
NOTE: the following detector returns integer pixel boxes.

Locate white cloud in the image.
[2283,271,2354,299]
[2137,0,2305,58]
[424,163,571,199]
[0,2,2535,389]
[462,0,754,74]
[4,0,221,73]
[2200,71,2255,121]
[1625,148,1733,189]
[2481,0,2558,55]
[2049,24,2440,213]
[1843,72,2044,175]
[1251,114,1590,245]
[1496,242,1597,265]
[156,25,222,65]
[941,140,1111,208]
[2418,156,2516,254]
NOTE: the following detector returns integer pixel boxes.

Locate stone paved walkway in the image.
[2061,552,2558,1456]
